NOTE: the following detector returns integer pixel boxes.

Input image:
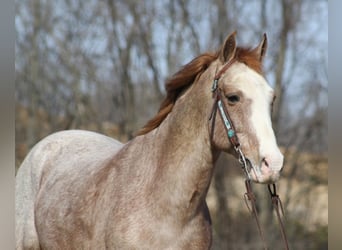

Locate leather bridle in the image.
[209,58,252,180]
[209,59,290,250]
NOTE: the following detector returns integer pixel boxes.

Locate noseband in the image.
[209,59,289,250]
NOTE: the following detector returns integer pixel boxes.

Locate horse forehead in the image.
[225,63,272,96]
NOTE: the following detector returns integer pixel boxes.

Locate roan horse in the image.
[16,32,284,249]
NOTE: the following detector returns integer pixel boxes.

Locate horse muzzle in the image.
[247,153,284,184]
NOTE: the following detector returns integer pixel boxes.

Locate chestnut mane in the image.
[137,47,263,135]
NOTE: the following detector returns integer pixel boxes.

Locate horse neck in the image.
[142,82,220,216]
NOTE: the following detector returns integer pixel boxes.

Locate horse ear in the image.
[254,33,268,62]
[219,31,237,63]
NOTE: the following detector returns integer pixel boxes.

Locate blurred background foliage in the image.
[15,0,327,249]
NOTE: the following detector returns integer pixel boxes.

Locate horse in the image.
[15,32,284,249]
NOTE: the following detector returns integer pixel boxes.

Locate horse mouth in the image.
[245,158,280,184]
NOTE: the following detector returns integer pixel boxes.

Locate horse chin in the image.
[249,164,280,184]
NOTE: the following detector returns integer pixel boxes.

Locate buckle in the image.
[235,146,251,180]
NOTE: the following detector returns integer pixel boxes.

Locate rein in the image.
[209,59,289,250]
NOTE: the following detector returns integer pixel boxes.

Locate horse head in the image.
[206,32,284,184]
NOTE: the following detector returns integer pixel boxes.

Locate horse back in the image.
[15,130,123,249]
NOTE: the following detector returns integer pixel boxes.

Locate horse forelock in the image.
[235,47,264,75]
[136,47,263,136]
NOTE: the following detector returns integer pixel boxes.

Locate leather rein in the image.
[209,59,289,250]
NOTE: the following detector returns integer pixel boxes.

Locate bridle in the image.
[209,58,251,180]
[209,59,290,250]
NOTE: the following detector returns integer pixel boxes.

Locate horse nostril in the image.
[262,157,269,168]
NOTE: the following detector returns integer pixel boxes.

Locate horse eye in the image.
[226,94,240,104]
